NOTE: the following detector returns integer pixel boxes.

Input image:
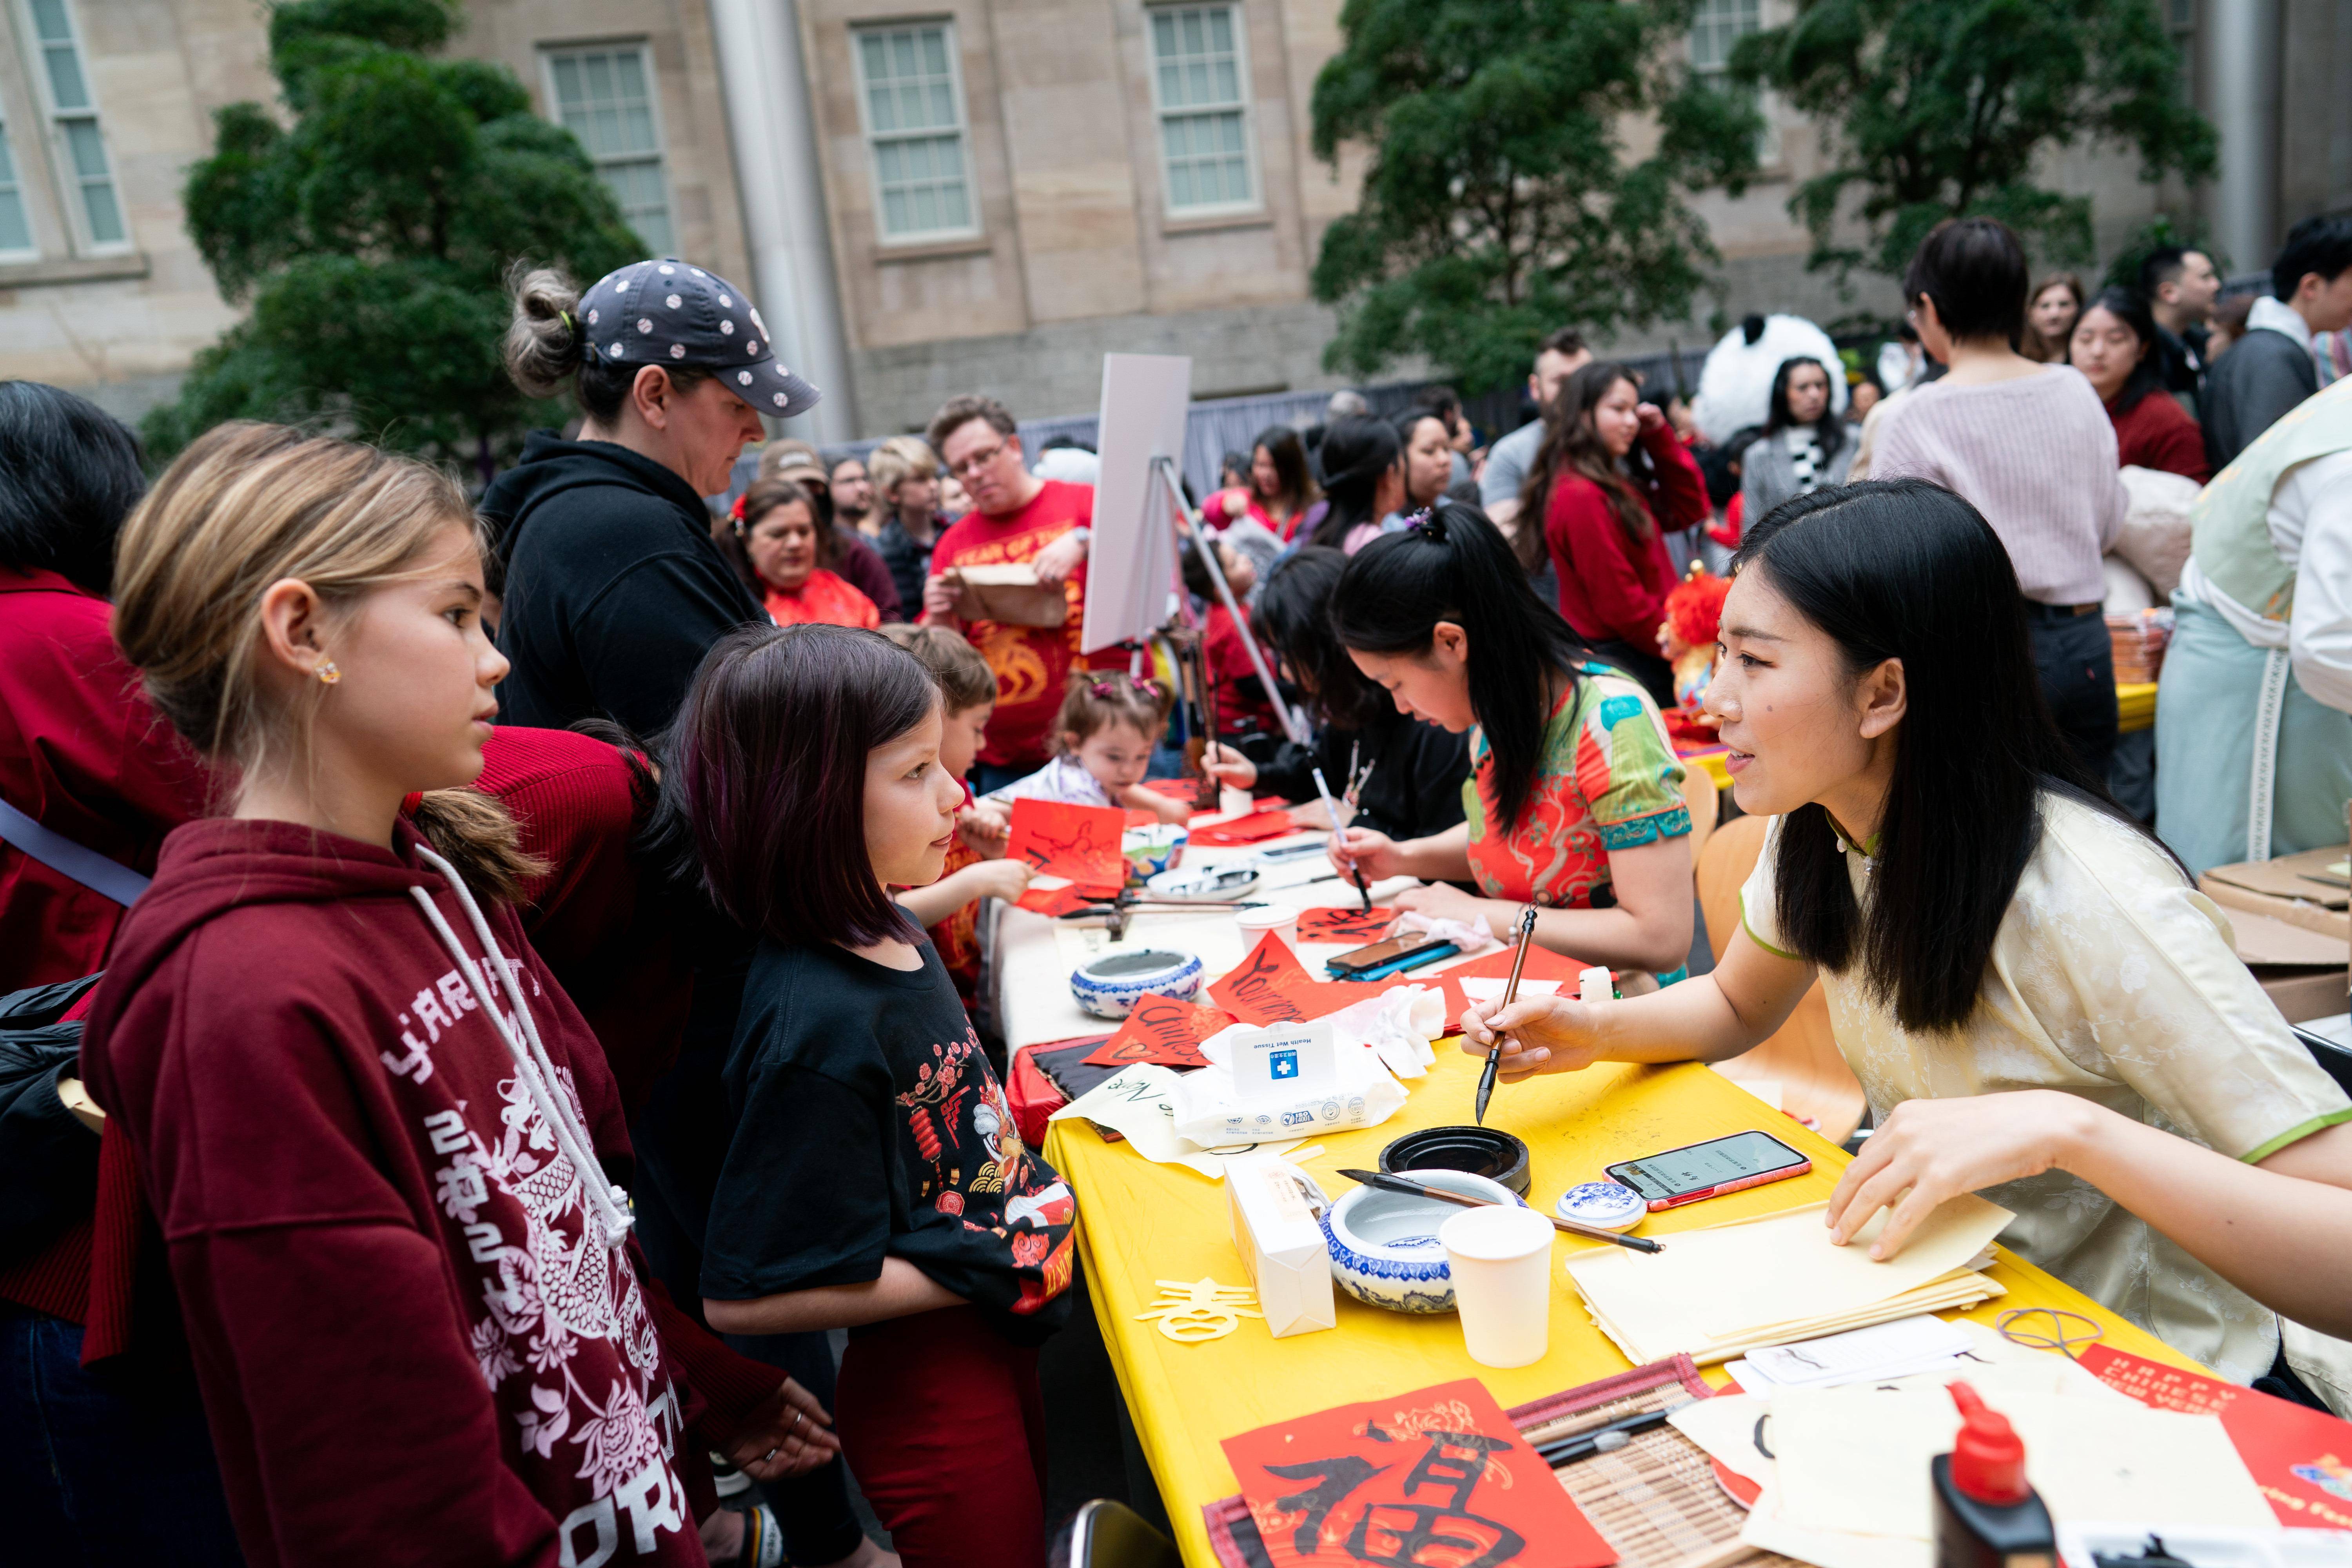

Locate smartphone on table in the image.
[1325,931,1457,980]
[1603,1129,1811,1211]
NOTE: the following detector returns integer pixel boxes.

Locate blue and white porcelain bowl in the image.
[1069,948,1203,1019]
[1122,824,1188,883]
[1320,1169,1528,1314]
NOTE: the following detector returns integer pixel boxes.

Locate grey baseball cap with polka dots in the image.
[576,258,820,419]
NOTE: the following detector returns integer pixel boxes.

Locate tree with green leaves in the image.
[144,0,641,471]
[1729,0,2215,285]
[1309,0,1764,394]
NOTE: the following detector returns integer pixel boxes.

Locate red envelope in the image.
[1209,933,1376,1024]
[2080,1345,2352,1527]
[1295,906,1397,944]
[1189,809,1299,847]
[1220,1377,1615,1568]
[1080,993,1236,1069]
[1006,797,1129,888]
[1429,943,1588,1033]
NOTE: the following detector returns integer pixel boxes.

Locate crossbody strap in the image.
[0,798,150,907]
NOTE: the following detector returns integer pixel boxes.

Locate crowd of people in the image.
[2,210,2352,1568]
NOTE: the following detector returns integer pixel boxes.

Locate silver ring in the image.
[762,1446,779,1463]
[788,1410,806,1434]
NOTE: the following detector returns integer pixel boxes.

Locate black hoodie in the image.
[485,432,764,737]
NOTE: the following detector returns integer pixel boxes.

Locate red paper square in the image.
[1429,944,1588,1034]
[1015,884,1104,916]
[1221,1377,1615,1568]
[1190,809,1300,847]
[1005,797,1129,888]
[1296,907,1397,944]
[1209,932,1381,1024]
[1080,993,1236,1069]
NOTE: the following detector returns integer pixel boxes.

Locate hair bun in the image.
[1410,508,1446,541]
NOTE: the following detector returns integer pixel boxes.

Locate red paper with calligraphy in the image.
[1006,797,1127,893]
[2080,1345,2352,1528]
[1081,993,1236,1069]
[1221,1377,1614,1568]
[1015,883,1102,916]
[1296,907,1398,944]
[1210,933,1376,1024]
[1190,809,1300,847]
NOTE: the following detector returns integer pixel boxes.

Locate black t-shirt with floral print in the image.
[702,937,1076,1346]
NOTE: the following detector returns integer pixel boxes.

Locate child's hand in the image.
[965,859,1033,902]
[1203,742,1257,791]
[958,799,1010,856]
[1121,783,1190,825]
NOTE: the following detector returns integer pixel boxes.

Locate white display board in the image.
[1081,353,1193,653]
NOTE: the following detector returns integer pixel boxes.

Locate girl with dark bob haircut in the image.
[0,378,147,596]
[1463,479,2352,1383]
[1322,503,1696,978]
[679,622,1078,1568]
[1201,545,1473,844]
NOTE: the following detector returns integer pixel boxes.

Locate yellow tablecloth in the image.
[2119,679,2157,734]
[1046,1048,2203,1567]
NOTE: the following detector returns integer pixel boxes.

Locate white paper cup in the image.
[1220,784,1256,818]
[1234,903,1301,955]
[1440,1205,1555,1368]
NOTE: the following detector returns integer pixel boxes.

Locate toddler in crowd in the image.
[883,623,1029,1009]
[682,624,1076,1568]
[80,423,835,1566]
[988,669,1190,822]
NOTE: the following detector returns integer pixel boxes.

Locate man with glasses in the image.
[920,394,1118,791]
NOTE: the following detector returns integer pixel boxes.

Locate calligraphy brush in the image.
[1334,1169,1662,1254]
[1311,766,1372,913]
[1475,906,1539,1127]
[1533,1408,1675,1463]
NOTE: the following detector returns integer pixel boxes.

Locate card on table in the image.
[1220,1377,1616,1568]
[1295,906,1397,944]
[2081,1343,2352,1527]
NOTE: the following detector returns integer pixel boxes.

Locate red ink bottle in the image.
[1932,1382,2055,1568]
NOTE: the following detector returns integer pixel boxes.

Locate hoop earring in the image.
[316,660,341,686]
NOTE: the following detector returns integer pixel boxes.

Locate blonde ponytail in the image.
[410,788,548,907]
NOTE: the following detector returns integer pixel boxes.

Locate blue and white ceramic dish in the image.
[1122,824,1187,883]
[1144,864,1259,902]
[1555,1181,1648,1233]
[1319,1169,1527,1314]
[1069,948,1203,1018]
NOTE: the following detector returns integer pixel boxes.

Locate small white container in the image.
[1439,1204,1555,1368]
[1220,784,1257,818]
[1234,903,1301,955]
[1555,1181,1648,1234]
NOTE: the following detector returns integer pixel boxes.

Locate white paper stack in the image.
[1560,1196,2013,1366]
[1224,1154,1335,1338]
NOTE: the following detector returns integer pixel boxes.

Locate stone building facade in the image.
[0,0,2344,438]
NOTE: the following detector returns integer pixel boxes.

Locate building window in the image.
[854,23,976,243]
[0,123,34,258]
[1689,0,1760,76]
[24,0,124,249]
[1147,4,1255,214]
[544,44,675,256]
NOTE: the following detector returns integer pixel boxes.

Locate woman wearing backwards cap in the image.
[486,258,820,738]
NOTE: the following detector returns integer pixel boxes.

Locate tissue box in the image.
[1225,1154,1334,1339]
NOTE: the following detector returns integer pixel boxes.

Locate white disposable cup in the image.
[1440,1205,1555,1368]
[1220,784,1257,818]
[1234,903,1301,956]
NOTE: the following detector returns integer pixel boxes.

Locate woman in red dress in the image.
[1521,362,1710,706]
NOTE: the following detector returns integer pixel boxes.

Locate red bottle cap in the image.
[1947,1381,2029,1504]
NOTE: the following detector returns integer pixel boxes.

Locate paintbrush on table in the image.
[1334,1168,1662,1254]
[1474,906,1539,1127]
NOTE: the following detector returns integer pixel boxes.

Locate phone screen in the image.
[1609,1131,1804,1201]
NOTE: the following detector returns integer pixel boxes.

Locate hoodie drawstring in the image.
[407,845,635,1249]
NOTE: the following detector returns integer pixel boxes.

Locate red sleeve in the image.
[1641,420,1710,531]
[1546,478,1670,648]
[2150,402,2213,484]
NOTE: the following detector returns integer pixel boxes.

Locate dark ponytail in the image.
[1308,416,1399,550]
[1329,501,1587,832]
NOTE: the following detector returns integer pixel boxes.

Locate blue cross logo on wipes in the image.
[1270,1049,1299,1080]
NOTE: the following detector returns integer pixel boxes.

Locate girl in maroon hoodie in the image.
[81,422,839,1568]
